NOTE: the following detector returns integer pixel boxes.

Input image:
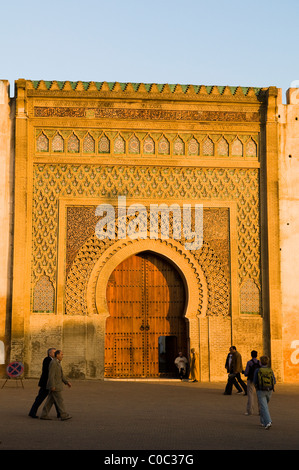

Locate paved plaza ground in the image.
[0,378,298,453]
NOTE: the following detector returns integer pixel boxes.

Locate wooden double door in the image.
[105,251,187,378]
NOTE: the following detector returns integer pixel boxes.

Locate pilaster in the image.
[264,87,283,380]
[0,80,14,374]
[10,80,30,366]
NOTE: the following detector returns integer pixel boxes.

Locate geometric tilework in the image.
[158,136,170,155]
[232,138,243,156]
[36,132,49,152]
[240,278,260,314]
[114,135,125,154]
[67,133,80,153]
[52,133,64,152]
[36,130,259,159]
[173,137,185,155]
[64,207,231,317]
[143,136,155,154]
[83,133,95,153]
[33,275,55,312]
[217,137,229,156]
[187,138,199,156]
[203,137,214,156]
[98,135,110,153]
[128,135,140,154]
[246,138,257,157]
[32,164,261,316]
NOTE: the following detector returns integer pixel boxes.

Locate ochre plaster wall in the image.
[0,80,14,376]
[2,79,283,382]
[278,88,299,382]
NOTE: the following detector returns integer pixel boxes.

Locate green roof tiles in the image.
[28,80,264,96]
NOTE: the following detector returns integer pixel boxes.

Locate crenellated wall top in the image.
[15,79,274,103]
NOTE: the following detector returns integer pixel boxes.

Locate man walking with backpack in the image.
[244,350,260,416]
[253,355,276,430]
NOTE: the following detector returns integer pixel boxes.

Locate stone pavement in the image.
[0,378,299,451]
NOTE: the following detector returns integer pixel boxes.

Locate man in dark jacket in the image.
[224,346,247,395]
[28,348,60,418]
[224,348,242,394]
[40,350,72,420]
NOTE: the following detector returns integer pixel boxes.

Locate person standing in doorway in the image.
[189,348,199,382]
[40,350,72,421]
[28,348,60,419]
[174,352,188,381]
[244,350,261,416]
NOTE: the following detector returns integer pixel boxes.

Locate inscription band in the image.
[34,106,260,122]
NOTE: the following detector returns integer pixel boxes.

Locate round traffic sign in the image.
[6,361,24,378]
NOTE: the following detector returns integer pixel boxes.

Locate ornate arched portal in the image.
[105,250,187,378]
[86,238,208,379]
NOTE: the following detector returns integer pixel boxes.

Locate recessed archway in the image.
[86,238,208,378]
[105,250,188,378]
[88,239,206,313]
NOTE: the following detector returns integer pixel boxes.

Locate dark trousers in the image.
[29,387,60,417]
[235,373,247,393]
[225,373,247,395]
[232,377,242,392]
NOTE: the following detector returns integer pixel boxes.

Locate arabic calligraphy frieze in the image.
[34,106,260,122]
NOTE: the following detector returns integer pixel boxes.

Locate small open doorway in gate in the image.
[158,336,178,376]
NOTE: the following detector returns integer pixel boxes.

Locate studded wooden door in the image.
[105,251,187,378]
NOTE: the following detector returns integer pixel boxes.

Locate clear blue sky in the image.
[1,0,298,100]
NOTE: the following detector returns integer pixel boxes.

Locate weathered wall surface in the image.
[0,81,14,376]
[9,80,278,382]
[1,79,293,382]
[278,88,299,382]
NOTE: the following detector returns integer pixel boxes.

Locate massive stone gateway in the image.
[1,79,298,382]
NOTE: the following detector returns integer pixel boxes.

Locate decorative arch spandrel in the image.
[86,238,208,324]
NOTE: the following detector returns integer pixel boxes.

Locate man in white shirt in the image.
[174,352,188,380]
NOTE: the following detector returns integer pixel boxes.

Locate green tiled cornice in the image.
[28,80,264,97]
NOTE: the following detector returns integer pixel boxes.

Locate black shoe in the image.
[28,413,38,419]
